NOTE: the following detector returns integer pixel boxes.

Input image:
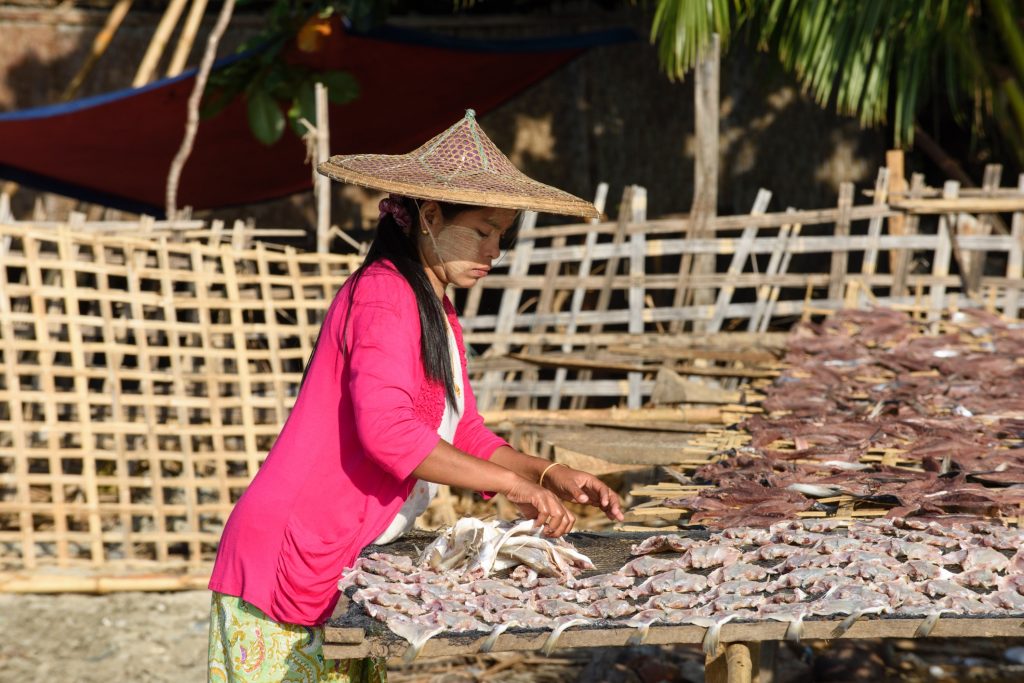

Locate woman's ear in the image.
[419,200,440,233]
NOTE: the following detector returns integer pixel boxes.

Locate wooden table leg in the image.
[725,642,754,683]
[705,642,756,683]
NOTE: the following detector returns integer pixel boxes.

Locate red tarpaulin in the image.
[0,22,634,215]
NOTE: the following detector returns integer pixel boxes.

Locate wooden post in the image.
[1005,174,1024,318]
[62,0,135,100]
[674,33,720,332]
[315,82,331,254]
[627,187,647,409]
[167,0,210,77]
[828,182,854,302]
[706,641,755,683]
[133,0,190,87]
[930,181,958,320]
[885,150,908,292]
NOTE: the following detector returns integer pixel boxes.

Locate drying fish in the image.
[388,614,446,664]
[708,562,771,583]
[575,585,627,603]
[468,579,521,599]
[618,555,683,577]
[532,599,582,618]
[630,534,701,556]
[623,609,671,646]
[809,599,887,638]
[902,560,954,581]
[681,545,742,569]
[718,527,773,545]
[759,602,810,641]
[984,589,1024,612]
[943,547,1010,572]
[641,592,706,611]
[571,572,635,590]
[681,612,742,656]
[708,579,769,597]
[630,569,709,597]
[749,543,804,561]
[953,568,1002,589]
[541,616,592,655]
[479,608,549,653]
[527,584,579,602]
[582,598,636,619]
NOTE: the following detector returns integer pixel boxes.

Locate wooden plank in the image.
[892,196,1024,213]
[851,167,890,307]
[323,617,1024,660]
[708,189,771,333]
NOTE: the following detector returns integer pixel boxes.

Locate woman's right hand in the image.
[501,476,576,537]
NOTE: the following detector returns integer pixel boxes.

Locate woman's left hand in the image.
[541,464,625,522]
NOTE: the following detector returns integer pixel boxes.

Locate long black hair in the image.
[300,198,467,407]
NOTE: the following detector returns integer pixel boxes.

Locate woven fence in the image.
[0,224,361,569]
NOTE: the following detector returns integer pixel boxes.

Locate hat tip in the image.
[465,108,476,119]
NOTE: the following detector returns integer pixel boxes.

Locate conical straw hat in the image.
[317,109,599,219]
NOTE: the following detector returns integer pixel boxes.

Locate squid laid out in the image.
[419,518,594,579]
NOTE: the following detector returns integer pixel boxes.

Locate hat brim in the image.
[318,156,600,219]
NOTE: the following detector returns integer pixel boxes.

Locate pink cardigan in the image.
[208,261,508,625]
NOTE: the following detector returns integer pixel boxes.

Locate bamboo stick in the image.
[62,0,134,100]
[167,0,209,77]
[133,0,189,87]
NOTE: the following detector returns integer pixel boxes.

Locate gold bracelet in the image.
[538,462,565,487]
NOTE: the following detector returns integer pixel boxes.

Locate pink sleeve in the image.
[342,274,441,482]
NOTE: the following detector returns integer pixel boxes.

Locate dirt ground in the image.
[3,590,1024,683]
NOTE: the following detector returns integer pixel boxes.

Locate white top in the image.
[372,320,464,545]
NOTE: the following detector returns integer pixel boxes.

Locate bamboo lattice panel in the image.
[459,170,1024,411]
[0,225,362,568]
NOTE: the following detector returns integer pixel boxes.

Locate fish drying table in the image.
[324,530,1024,683]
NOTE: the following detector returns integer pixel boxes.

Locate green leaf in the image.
[288,80,317,137]
[247,87,285,145]
[316,70,360,104]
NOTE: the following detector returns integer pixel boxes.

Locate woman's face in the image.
[418,202,518,289]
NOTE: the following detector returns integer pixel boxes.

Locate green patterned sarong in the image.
[208,592,387,683]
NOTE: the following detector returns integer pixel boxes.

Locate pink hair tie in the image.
[378,195,411,229]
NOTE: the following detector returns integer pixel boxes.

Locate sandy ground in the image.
[3,590,1024,683]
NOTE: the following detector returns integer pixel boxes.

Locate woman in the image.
[208,110,623,682]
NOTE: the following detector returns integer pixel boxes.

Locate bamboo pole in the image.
[167,0,210,77]
[315,82,331,253]
[62,0,135,100]
[133,0,190,87]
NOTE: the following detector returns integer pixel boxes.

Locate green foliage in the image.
[203,1,365,145]
[648,0,1024,167]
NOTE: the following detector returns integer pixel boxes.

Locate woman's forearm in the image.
[411,440,522,493]
[488,446,549,483]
